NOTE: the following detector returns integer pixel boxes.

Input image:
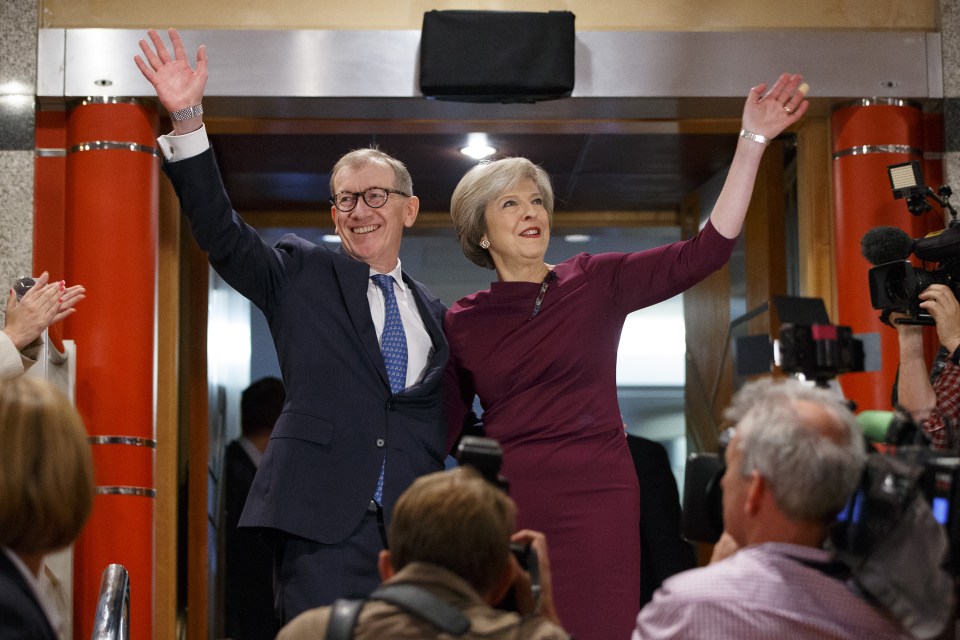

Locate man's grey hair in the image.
[723,377,866,522]
[329,146,413,197]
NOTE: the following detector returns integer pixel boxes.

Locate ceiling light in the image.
[460,132,496,160]
[322,234,341,244]
[564,234,592,243]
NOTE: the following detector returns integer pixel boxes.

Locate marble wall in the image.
[0,0,37,324]
[941,0,960,188]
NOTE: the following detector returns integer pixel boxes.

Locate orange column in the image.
[34,112,68,351]
[64,99,160,640]
[831,100,942,411]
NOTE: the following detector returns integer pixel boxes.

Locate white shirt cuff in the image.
[157,125,210,162]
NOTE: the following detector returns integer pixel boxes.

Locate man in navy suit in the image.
[136,28,450,622]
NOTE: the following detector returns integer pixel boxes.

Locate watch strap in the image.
[169,104,203,122]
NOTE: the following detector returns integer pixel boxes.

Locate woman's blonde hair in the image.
[0,376,94,554]
[450,158,554,269]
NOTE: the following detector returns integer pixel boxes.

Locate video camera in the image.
[454,435,540,608]
[863,161,960,325]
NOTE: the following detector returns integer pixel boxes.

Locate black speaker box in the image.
[419,10,575,104]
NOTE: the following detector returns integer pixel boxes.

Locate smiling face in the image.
[330,160,419,273]
[481,178,551,274]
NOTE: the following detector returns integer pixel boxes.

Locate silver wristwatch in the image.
[169,104,204,122]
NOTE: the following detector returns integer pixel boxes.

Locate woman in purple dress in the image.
[444,73,809,640]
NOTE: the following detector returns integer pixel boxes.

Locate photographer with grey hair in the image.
[633,376,911,639]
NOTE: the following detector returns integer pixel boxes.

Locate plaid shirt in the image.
[633,543,910,640]
[924,355,960,449]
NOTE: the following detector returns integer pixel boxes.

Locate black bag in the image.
[419,10,575,103]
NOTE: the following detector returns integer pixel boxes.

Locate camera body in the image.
[454,435,541,606]
[680,451,724,544]
[778,322,865,383]
[868,256,960,321]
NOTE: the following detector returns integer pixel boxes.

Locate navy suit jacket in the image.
[165,149,449,544]
[0,551,58,640]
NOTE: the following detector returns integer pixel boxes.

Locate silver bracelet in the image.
[739,128,770,146]
[169,104,204,122]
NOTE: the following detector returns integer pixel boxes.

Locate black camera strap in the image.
[324,599,365,640]
[324,583,471,640]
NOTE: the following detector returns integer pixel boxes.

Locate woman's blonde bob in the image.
[0,376,94,554]
[450,158,555,269]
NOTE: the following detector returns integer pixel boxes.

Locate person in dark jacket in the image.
[224,377,285,640]
[0,376,94,640]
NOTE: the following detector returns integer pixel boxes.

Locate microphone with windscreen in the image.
[860,226,913,266]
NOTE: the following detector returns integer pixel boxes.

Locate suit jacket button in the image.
[376,438,385,448]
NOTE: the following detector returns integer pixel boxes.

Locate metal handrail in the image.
[91,564,130,640]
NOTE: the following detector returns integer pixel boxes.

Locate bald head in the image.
[793,398,850,447]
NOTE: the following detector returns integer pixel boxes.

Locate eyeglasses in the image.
[329,187,410,213]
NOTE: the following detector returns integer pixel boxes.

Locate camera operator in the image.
[633,376,911,639]
[894,283,960,449]
[277,467,569,640]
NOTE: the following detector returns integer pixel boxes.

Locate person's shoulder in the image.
[275,605,332,640]
[224,439,253,465]
[462,604,570,640]
[563,251,632,279]
[648,548,775,605]
[274,232,323,254]
[514,615,571,640]
[402,272,445,309]
[554,252,594,272]
[0,332,25,378]
[448,289,492,314]
[274,236,361,279]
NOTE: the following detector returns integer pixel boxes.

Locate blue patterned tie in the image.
[371,274,408,504]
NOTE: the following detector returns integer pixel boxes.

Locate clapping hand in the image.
[4,272,85,350]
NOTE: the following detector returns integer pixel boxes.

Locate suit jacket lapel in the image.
[330,250,391,389]
[403,272,445,356]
